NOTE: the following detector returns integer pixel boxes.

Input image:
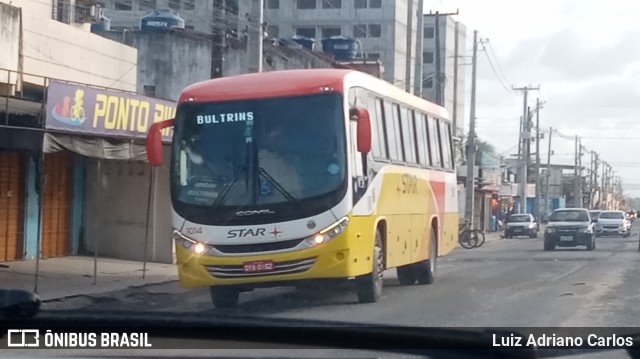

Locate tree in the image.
[461,134,498,167]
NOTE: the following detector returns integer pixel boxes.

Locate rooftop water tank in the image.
[321,36,358,61]
[291,35,315,51]
[274,38,302,49]
[90,15,111,32]
[140,9,185,32]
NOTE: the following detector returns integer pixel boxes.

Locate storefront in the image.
[40,80,176,264]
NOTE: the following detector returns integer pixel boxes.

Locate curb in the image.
[40,280,179,302]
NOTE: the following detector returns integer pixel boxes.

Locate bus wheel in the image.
[356,229,384,303]
[416,229,437,285]
[209,286,240,308]
[396,265,416,285]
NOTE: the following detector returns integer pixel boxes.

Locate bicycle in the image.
[459,221,486,249]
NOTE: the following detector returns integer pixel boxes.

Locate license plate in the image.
[243,260,274,273]
[560,236,573,241]
[514,229,522,232]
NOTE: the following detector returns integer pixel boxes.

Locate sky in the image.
[427,0,640,197]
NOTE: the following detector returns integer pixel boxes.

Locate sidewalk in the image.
[0,256,179,301]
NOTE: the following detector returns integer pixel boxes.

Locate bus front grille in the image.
[212,238,304,254]
[205,257,316,278]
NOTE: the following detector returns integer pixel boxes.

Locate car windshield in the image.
[549,210,590,222]
[589,211,601,218]
[599,212,625,219]
[509,215,530,222]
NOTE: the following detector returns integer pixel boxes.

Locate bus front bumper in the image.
[175,236,371,288]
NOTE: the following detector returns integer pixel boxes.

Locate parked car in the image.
[544,208,596,251]
[504,214,538,238]
[596,210,631,237]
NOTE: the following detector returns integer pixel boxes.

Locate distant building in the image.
[94,29,335,101]
[264,0,420,89]
[101,0,421,89]
[101,0,228,33]
[420,14,466,136]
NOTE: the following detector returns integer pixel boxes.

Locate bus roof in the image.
[178,69,449,120]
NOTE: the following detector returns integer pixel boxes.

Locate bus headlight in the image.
[304,217,349,247]
[174,230,207,254]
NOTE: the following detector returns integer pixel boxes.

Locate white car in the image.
[595,210,631,238]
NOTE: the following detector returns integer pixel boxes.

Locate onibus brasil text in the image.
[8,330,152,348]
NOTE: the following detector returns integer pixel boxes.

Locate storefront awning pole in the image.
[34,152,45,294]
[142,166,154,279]
[93,159,100,285]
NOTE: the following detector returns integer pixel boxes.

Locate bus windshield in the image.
[171,92,347,223]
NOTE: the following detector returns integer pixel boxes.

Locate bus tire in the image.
[416,228,437,285]
[396,265,416,286]
[209,286,240,308]
[356,229,384,303]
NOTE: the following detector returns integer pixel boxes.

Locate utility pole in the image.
[578,140,582,208]
[451,20,459,134]
[434,12,442,105]
[211,0,225,78]
[593,152,599,208]
[589,151,595,209]
[464,29,478,228]
[601,162,607,210]
[413,0,424,97]
[543,127,553,221]
[534,99,541,224]
[574,135,580,207]
[247,0,264,73]
[512,85,540,213]
[404,0,414,92]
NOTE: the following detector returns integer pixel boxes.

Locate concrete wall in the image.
[84,146,172,263]
[1,0,137,92]
[0,3,20,86]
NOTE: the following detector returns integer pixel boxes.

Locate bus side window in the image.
[365,93,387,159]
[436,118,452,169]
[400,107,417,164]
[375,98,389,160]
[440,122,454,169]
[415,113,430,167]
[383,101,401,162]
[428,116,443,168]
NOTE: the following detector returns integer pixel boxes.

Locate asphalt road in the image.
[43,222,640,327]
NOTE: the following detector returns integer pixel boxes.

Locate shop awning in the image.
[0,97,43,116]
[43,132,148,161]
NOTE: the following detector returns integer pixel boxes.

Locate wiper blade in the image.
[213,168,247,206]
[258,167,298,205]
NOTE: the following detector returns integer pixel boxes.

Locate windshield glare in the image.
[172,93,346,208]
[599,212,624,219]
[549,211,589,222]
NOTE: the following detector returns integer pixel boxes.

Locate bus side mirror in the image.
[146,119,175,166]
[350,107,371,153]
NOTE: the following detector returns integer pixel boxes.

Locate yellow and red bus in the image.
[147,69,459,307]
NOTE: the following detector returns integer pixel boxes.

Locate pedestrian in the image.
[497,208,506,230]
